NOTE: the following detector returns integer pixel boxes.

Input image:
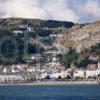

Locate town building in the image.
[98,62,100,69]
[87,63,98,70]
[73,70,85,78]
[85,70,98,78]
[3,67,11,74]
[89,54,100,61]
[27,26,34,32]
[0,74,24,83]
[13,30,23,34]
[11,67,21,74]
[27,67,36,73]
[16,64,28,71]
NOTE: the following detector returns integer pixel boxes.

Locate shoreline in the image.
[0,81,99,86]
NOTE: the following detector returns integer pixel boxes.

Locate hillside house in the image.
[98,62,100,69]
[50,34,63,38]
[31,54,42,60]
[89,54,100,61]
[13,30,23,34]
[11,67,21,74]
[27,26,34,32]
[87,63,98,70]
[3,67,11,74]
[19,24,34,32]
[19,24,28,29]
[44,46,65,55]
[27,67,36,73]
[16,64,28,71]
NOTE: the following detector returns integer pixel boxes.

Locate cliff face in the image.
[57,21,100,52]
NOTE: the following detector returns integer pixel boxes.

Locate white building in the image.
[41,70,68,79]
[3,67,11,73]
[27,27,34,32]
[85,70,98,78]
[41,72,59,79]
[41,72,47,79]
[27,67,35,73]
[0,75,24,83]
[50,34,63,38]
[73,70,85,78]
[73,68,100,78]
[31,54,41,60]
[11,67,21,73]
[16,64,28,70]
[46,56,62,69]
[58,70,69,78]
[97,69,100,75]
[13,30,23,34]
[49,73,59,79]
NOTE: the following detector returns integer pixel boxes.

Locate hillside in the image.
[0,18,100,65]
[56,21,100,52]
[0,18,74,30]
[0,18,100,53]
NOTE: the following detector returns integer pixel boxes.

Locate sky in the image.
[0,0,100,23]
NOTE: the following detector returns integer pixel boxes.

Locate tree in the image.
[58,76,62,79]
[61,48,78,68]
[76,76,83,81]
[45,75,50,80]
[77,58,96,68]
[65,75,71,80]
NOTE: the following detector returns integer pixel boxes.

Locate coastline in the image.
[0,81,99,86]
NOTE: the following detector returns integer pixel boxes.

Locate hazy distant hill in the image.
[0,18,74,29]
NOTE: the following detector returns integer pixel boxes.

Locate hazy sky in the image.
[0,0,100,23]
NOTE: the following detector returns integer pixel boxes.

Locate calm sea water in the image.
[0,84,100,100]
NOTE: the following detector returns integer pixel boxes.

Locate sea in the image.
[0,84,100,100]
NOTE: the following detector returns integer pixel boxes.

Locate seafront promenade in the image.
[32,81,99,85]
[0,81,99,86]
